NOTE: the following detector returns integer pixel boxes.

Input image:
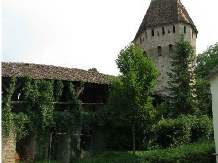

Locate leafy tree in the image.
[194,42,218,115]
[106,43,159,154]
[195,42,218,78]
[88,67,98,72]
[167,35,197,117]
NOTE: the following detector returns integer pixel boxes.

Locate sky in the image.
[2,0,218,76]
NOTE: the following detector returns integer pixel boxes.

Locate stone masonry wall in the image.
[2,127,17,163]
[134,23,197,96]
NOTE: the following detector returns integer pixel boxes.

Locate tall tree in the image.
[167,35,197,116]
[194,42,218,115]
[195,42,218,78]
[106,44,159,154]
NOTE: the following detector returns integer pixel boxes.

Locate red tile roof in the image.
[134,0,197,40]
[2,62,112,84]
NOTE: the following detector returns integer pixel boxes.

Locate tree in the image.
[167,35,197,117]
[195,42,218,78]
[194,42,218,115]
[106,43,159,154]
[88,67,98,72]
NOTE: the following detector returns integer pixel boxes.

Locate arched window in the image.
[152,29,154,36]
[158,46,162,56]
[143,51,147,57]
[162,27,165,35]
[173,25,175,33]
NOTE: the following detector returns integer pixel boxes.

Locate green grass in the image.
[75,139,216,163]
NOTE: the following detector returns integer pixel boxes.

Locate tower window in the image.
[152,29,154,36]
[184,26,186,33]
[158,46,162,56]
[173,25,175,33]
[162,27,165,35]
[169,44,173,55]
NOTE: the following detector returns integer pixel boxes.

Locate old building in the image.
[133,0,198,97]
[207,65,218,163]
[1,62,111,163]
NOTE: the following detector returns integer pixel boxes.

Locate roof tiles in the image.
[134,0,197,40]
[2,62,112,84]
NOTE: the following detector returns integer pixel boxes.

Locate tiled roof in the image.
[2,62,112,84]
[134,0,197,40]
[206,65,218,80]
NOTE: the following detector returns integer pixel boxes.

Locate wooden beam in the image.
[2,84,9,93]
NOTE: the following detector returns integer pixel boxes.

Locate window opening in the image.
[158,46,162,56]
[169,44,173,55]
[162,27,165,35]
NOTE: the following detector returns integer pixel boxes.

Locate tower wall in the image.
[134,23,197,96]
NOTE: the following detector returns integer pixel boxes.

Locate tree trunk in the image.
[132,125,135,155]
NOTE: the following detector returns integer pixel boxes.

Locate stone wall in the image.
[134,23,197,96]
[2,128,17,163]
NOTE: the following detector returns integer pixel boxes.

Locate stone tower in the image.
[133,0,198,97]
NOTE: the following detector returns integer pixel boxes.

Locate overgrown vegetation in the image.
[75,139,215,163]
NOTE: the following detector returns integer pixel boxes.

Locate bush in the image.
[152,115,213,148]
[75,139,216,163]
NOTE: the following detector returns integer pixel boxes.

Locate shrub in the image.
[75,139,216,163]
[152,115,213,148]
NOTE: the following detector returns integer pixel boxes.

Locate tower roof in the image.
[134,0,198,40]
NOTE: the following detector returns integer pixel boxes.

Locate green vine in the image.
[2,76,103,161]
[2,77,17,136]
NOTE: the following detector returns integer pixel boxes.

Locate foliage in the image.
[194,43,218,115]
[152,115,213,148]
[195,42,218,78]
[75,139,215,163]
[2,78,17,136]
[167,35,197,117]
[106,43,160,154]
[195,77,212,115]
[88,67,98,72]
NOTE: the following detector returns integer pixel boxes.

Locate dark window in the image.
[158,46,162,56]
[173,25,175,33]
[184,26,186,33]
[169,44,173,55]
[162,27,165,35]
[152,29,154,36]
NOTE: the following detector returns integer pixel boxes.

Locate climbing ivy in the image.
[2,78,17,136]
[2,76,103,161]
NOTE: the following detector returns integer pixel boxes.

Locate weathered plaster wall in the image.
[134,23,197,96]
[210,73,218,163]
[2,127,16,163]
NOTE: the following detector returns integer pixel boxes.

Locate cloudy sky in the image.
[2,0,218,75]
